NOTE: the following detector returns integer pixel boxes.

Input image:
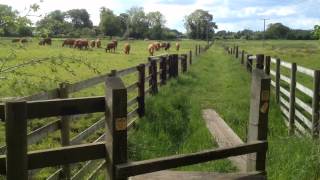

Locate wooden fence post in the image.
[246,68,270,173]
[189,50,192,65]
[241,50,245,65]
[256,54,264,70]
[247,54,252,72]
[235,46,239,59]
[195,45,198,56]
[137,64,145,117]
[289,63,297,135]
[275,59,281,104]
[312,70,320,138]
[160,56,167,85]
[265,56,271,75]
[169,54,178,78]
[150,59,158,95]
[59,82,71,179]
[105,75,128,180]
[5,100,28,180]
[181,54,188,73]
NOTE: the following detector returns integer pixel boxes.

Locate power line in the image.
[261,18,269,47]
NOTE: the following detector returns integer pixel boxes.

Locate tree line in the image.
[215,23,320,40]
[0,4,217,40]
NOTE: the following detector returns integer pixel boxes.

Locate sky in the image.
[1,0,319,33]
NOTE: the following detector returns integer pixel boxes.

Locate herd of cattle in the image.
[11,38,181,56]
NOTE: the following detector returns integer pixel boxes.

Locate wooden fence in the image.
[224,44,319,138]
[0,41,271,180]
[0,43,211,179]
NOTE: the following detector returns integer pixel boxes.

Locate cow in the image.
[112,40,118,49]
[164,42,171,51]
[62,39,75,48]
[148,44,155,56]
[90,40,96,48]
[153,42,161,51]
[11,38,20,43]
[160,42,167,49]
[74,39,89,50]
[96,39,101,48]
[105,42,116,53]
[39,38,52,46]
[175,42,180,51]
[20,38,28,43]
[123,43,130,55]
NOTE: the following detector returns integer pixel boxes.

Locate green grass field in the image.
[128,43,320,179]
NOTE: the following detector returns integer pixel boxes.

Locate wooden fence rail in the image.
[223,44,319,138]
[0,42,213,179]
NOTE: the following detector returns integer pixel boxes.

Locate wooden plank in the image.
[22,88,60,101]
[68,73,110,93]
[295,109,312,130]
[270,70,276,77]
[296,82,313,98]
[280,74,290,84]
[270,58,276,64]
[127,97,138,108]
[312,70,320,138]
[280,61,291,69]
[297,65,314,77]
[127,82,138,93]
[202,109,246,172]
[280,106,309,135]
[131,170,265,180]
[128,108,138,120]
[115,141,267,178]
[295,97,312,115]
[70,117,104,145]
[26,96,105,119]
[280,86,290,97]
[87,160,106,180]
[27,142,105,170]
[116,66,137,77]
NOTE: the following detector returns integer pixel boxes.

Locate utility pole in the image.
[261,18,269,47]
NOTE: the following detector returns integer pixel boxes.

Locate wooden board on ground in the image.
[202,109,247,172]
[131,170,265,180]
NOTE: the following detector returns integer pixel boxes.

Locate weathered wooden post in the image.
[246,54,252,72]
[105,75,128,180]
[181,54,188,73]
[312,70,320,138]
[289,63,297,135]
[59,82,71,179]
[241,50,245,64]
[5,100,28,180]
[235,46,239,58]
[160,56,167,85]
[195,45,198,56]
[189,50,192,65]
[246,65,270,173]
[256,54,264,69]
[137,64,145,117]
[169,54,178,78]
[275,59,281,104]
[150,59,158,95]
[265,56,271,75]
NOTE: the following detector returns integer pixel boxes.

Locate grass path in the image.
[128,44,320,180]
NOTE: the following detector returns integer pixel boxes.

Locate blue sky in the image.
[1,0,319,32]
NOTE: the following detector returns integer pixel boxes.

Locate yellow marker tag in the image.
[116,118,127,131]
[261,90,270,101]
[260,102,269,113]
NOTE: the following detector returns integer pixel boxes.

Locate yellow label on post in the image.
[116,118,127,131]
[260,102,269,113]
[261,90,270,101]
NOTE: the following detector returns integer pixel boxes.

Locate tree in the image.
[313,25,320,40]
[99,8,120,37]
[127,7,148,39]
[184,9,217,40]
[146,11,166,39]
[118,13,129,37]
[266,23,290,39]
[66,9,93,29]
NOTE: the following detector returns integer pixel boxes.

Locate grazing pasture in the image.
[0,37,206,179]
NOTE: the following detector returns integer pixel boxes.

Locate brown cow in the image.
[74,39,89,50]
[153,42,160,51]
[105,42,116,53]
[160,42,167,48]
[123,43,130,55]
[62,39,75,47]
[164,42,171,51]
[90,40,96,48]
[96,39,101,48]
[175,42,180,51]
[20,38,28,43]
[148,44,155,56]
[112,40,118,49]
[39,38,52,46]
[11,38,20,43]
